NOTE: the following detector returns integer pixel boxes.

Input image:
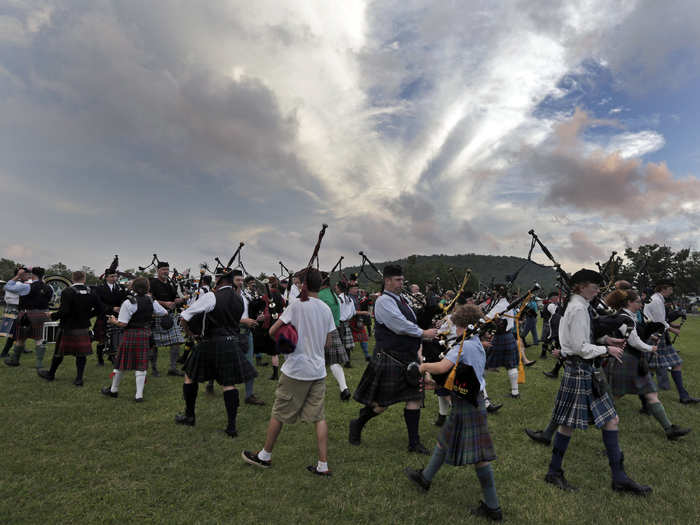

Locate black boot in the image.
[222,389,240,437]
[175,382,198,426]
[39,355,63,380]
[96,344,105,366]
[74,355,86,386]
[269,366,279,381]
[150,347,160,377]
[611,453,652,495]
[349,406,379,445]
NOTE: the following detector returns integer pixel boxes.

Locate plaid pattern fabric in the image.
[324,328,349,365]
[15,309,50,341]
[438,394,496,466]
[183,336,257,386]
[350,318,369,343]
[105,324,123,356]
[353,350,423,407]
[93,317,107,343]
[57,328,93,356]
[338,320,355,351]
[150,313,185,347]
[0,304,19,337]
[605,352,657,397]
[485,332,518,369]
[648,337,682,369]
[115,327,151,371]
[551,361,617,430]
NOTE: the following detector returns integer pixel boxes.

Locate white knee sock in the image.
[135,370,147,399]
[438,395,451,416]
[329,363,348,392]
[507,368,519,395]
[110,369,122,393]
[483,387,491,406]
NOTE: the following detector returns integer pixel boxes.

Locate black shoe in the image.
[241,450,271,468]
[665,425,691,440]
[96,361,104,367]
[470,500,503,522]
[525,360,537,367]
[134,397,144,403]
[349,419,362,446]
[101,386,118,398]
[73,378,84,387]
[680,396,700,404]
[220,428,238,438]
[545,469,578,492]
[245,395,265,406]
[151,368,160,377]
[206,384,215,394]
[37,370,55,381]
[344,362,353,369]
[23,348,32,353]
[486,402,503,414]
[306,465,332,477]
[611,477,652,496]
[543,370,558,379]
[510,393,520,399]
[434,414,447,427]
[525,428,551,446]
[407,442,430,455]
[639,406,650,415]
[168,369,185,377]
[175,413,195,426]
[340,389,352,402]
[404,467,430,491]
[4,357,20,367]
[365,356,371,363]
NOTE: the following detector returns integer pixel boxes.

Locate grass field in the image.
[1,318,699,524]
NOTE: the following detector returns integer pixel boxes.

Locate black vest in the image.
[203,287,243,339]
[374,292,421,361]
[19,281,52,310]
[127,296,154,329]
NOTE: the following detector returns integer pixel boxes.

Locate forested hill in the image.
[343,253,558,293]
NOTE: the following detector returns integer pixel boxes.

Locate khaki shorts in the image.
[271,373,326,424]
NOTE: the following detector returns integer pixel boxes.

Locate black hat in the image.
[570,269,602,285]
[383,264,403,278]
[349,272,359,281]
[231,269,243,278]
[157,261,169,269]
[105,268,117,276]
[655,278,674,287]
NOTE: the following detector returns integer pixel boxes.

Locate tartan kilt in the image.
[486,332,518,369]
[150,313,185,347]
[58,328,93,356]
[350,318,369,343]
[438,394,496,466]
[115,327,151,371]
[106,324,124,355]
[0,304,19,337]
[93,317,107,343]
[541,322,551,342]
[15,310,50,341]
[353,350,423,406]
[325,328,349,365]
[552,361,617,430]
[183,336,257,386]
[648,337,682,369]
[604,352,657,397]
[338,321,355,351]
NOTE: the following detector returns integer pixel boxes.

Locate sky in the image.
[1,0,699,277]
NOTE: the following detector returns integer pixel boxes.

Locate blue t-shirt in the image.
[444,334,487,392]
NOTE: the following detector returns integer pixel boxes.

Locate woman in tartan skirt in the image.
[101,278,168,402]
[544,269,651,495]
[603,290,690,440]
[405,305,503,522]
[484,285,521,399]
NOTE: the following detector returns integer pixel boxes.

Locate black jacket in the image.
[51,284,103,330]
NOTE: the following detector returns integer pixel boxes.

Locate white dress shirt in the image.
[558,294,608,359]
[619,308,653,353]
[337,293,356,322]
[643,293,669,329]
[486,297,515,331]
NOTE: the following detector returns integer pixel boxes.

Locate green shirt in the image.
[319,288,340,327]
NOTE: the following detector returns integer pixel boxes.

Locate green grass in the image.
[1,319,700,524]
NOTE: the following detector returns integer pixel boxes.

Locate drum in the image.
[42,321,61,344]
[44,276,72,310]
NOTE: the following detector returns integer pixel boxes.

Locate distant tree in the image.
[0,258,19,281]
[46,262,71,279]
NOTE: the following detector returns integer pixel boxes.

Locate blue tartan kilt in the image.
[438,394,496,466]
[647,337,682,369]
[150,313,185,347]
[183,336,257,386]
[324,328,349,365]
[486,332,518,369]
[604,352,657,397]
[552,361,617,430]
[353,350,423,407]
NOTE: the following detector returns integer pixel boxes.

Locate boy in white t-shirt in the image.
[242,268,336,476]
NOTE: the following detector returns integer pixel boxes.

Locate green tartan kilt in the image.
[438,394,496,466]
[604,352,657,397]
[353,350,423,407]
[183,336,257,386]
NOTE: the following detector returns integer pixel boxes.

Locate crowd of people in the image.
[1,259,697,522]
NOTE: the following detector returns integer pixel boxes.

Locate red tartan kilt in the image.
[115,327,151,371]
[93,317,107,343]
[58,329,93,356]
[350,319,368,343]
[15,310,50,340]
